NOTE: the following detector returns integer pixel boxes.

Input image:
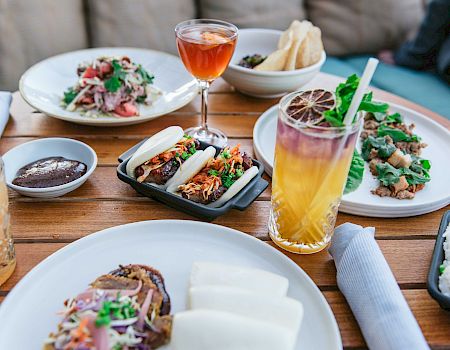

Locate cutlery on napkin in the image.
[329,223,429,350]
[0,92,12,137]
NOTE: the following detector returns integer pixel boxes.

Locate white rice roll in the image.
[171,309,295,350]
[126,126,184,178]
[208,165,259,208]
[166,146,216,193]
[190,261,289,297]
[189,285,303,335]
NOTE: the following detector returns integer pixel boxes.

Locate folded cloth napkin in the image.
[0,92,12,137]
[329,223,429,350]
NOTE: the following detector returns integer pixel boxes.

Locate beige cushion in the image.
[307,0,424,56]
[0,0,87,91]
[88,0,196,55]
[200,0,306,30]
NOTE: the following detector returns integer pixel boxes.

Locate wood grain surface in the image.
[1,73,449,349]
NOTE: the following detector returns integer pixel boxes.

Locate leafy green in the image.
[235,167,244,178]
[440,264,446,274]
[376,162,431,187]
[323,75,389,126]
[221,149,231,159]
[384,112,403,124]
[377,124,420,142]
[181,151,190,160]
[104,59,126,92]
[361,136,396,160]
[104,76,122,92]
[137,64,154,84]
[344,150,365,194]
[63,88,78,105]
[376,163,401,186]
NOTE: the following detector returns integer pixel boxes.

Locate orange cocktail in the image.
[176,26,236,81]
[269,91,360,254]
[175,19,238,147]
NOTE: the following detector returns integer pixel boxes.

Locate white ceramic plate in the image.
[0,220,341,350]
[19,47,198,126]
[253,103,450,217]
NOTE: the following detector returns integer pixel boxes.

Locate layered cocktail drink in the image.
[269,90,361,254]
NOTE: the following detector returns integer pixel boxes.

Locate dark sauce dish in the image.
[427,210,450,310]
[117,140,268,221]
[3,138,97,198]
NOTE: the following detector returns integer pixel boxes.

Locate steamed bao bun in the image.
[254,20,324,71]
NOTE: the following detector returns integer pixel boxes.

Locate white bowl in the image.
[3,138,97,198]
[222,28,326,98]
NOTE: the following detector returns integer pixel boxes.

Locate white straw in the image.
[343,58,379,126]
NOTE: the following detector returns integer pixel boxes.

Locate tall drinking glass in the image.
[0,157,15,286]
[175,19,238,147]
[269,91,361,254]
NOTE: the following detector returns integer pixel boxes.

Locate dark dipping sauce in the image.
[12,157,87,188]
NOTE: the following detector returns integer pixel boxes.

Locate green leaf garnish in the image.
[221,149,231,159]
[377,125,420,142]
[137,64,154,84]
[104,76,122,93]
[440,264,446,274]
[95,298,136,328]
[63,88,78,105]
[324,75,389,126]
[344,150,365,194]
[235,167,244,178]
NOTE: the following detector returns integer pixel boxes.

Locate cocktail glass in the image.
[269,91,361,254]
[175,19,238,147]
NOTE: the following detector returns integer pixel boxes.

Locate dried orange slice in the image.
[285,89,335,124]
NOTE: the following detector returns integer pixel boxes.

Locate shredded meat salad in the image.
[62,56,161,118]
[360,111,431,199]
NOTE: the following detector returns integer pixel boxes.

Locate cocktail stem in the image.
[199,80,210,133]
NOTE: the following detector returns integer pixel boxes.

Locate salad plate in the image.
[253,102,450,217]
[0,220,341,350]
[19,47,198,126]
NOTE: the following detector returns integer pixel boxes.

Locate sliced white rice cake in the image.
[190,261,289,297]
[189,285,303,335]
[171,309,295,350]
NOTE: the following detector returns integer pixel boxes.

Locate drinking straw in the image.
[343,58,379,126]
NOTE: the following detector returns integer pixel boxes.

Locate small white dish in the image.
[253,102,450,217]
[3,137,97,198]
[0,220,341,350]
[19,47,198,126]
[222,29,326,98]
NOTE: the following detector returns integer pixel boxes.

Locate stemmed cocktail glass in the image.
[175,19,238,147]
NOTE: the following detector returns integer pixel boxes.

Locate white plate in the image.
[19,47,198,126]
[0,220,341,350]
[253,103,450,217]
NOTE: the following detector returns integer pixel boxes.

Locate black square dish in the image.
[427,210,450,310]
[117,139,269,221]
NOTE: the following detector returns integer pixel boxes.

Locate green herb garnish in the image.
[235,167,244,178]
[181,151,190,160]
[221,172,236,188]
[104,59,126,93]
[221,149,231,159]
[95,298,136,328]
[137,64,154,84]
[208,169,220,177]
[440,264,446,274]
[344,150,365,194]
[63,88,78,105]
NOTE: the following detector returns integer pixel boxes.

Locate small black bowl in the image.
[427,210,450,310]
[117,139,269,221]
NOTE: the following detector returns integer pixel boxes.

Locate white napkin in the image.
[329,223,429,350]
[0,92,12,137]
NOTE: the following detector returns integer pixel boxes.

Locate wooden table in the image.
[1,72,449,348]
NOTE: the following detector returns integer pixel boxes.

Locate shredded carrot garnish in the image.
[64,318,93,349]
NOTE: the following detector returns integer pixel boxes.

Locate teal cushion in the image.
[322,55,450,119]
